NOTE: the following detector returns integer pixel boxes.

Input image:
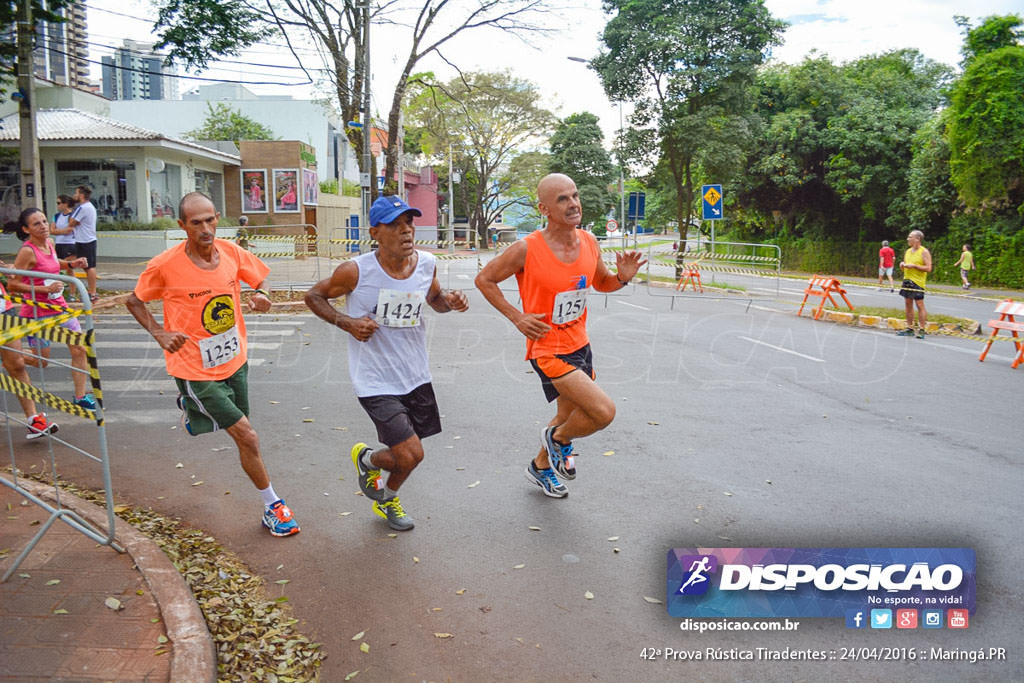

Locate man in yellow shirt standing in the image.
[897,230,933,339]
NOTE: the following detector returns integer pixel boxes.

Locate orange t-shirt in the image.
[515,230,600,359]
[134,239,270,381]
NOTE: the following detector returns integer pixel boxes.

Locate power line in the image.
[40,44,313,87]
[82,2,325,56]
[60,33,331,73]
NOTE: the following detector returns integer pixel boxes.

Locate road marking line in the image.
[739,335,825,363]
[616,300,651,310]
[98,357,264,368]
[96,341,283,350]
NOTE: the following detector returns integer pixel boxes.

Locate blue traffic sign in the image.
[701,184,723,220]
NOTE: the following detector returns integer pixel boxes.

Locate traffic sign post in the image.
[606,219,619,234]
[701,184,723,257]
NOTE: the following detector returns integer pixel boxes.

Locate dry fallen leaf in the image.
[269,401,280,404]
[584,591,594,600]
[528,526,541,531]
[104,597,123,611]
[275,579,290,585]
[467,481,480,488]
[602,450,615,456]
[303,418,315,423]
[387,533,397,538]
[52,608,68,615]
[607,536,619,542]
[351,630,365,641]
[413,556,420,563]
[191,481,204,487]
[46,579,60,586]
[613,548,621,553]
[456,589,466,595]
[157,635,168,644]
[175,463,183,469]
[643,596,663,604]
[345,672,360,681]
[359,642,370,654]
[434,633,454,639]
[647,421,659,425]
[513,564,525,569]
[723,491,733,497]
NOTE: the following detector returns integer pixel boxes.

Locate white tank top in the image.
[347,249,435,397]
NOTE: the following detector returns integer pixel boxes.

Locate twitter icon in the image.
[870,609,893,629]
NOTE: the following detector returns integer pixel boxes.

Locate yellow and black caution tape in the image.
[0,370,99,423]
[0,313,103,406]
[0,293,80,315]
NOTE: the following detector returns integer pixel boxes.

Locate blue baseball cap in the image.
[369,195,422,226]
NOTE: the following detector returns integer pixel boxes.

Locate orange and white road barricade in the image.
[979,299,1024,368]
[675,265,703,293]
[797,275,854,320]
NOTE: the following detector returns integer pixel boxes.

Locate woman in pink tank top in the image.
[8,208,96,409]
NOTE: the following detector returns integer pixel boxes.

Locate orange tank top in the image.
[515,230,600,359]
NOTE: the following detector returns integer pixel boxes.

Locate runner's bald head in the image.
[179,192,216,221]
[537,173,574,205]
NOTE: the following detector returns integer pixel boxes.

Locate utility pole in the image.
[448,144,454,254]
[360,1,371,230]
[18,0,41,211]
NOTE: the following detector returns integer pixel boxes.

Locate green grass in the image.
[826,305,969,325]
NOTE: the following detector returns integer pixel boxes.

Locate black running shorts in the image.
[357,382,441,447]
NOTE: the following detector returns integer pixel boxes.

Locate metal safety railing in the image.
[644,239,780,308]
[1,269,121,582]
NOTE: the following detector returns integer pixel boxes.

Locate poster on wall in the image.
[273,168,300,213]
[241,169,268,213]
[302,168,318,206]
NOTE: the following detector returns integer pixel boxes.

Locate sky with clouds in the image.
[86,0,1022,142]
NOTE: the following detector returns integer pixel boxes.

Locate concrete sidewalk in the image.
[0,477,215,681]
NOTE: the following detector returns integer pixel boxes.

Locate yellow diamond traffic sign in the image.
[703,186,721,206]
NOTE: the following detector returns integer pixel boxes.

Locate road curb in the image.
[18,479,217,683]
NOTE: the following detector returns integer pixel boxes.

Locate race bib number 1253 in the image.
[198,326,241,369]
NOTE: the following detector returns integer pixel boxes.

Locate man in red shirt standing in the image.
[878,240,895,292]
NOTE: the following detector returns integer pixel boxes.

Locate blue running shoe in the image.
[176,395,195,435]
[262,500,300,537]
[525,460,568,498]
[541,425,575,480]
[73,392,98,411]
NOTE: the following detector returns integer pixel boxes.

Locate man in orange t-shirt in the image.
[476,174,646,498]
[126,192,299,537]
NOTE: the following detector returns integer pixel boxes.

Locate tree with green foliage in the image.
[405,70,556,242]
[183,102,277,143]
[153,0,551,199]
[593,0,785,253]
[548,112,615,229]
[947,15,1024,216]
[955,14,1024,67]
[737,50,949,243]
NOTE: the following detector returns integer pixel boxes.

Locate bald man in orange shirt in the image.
[476,173,646,498]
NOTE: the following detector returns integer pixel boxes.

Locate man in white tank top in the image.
[305,196,468,531]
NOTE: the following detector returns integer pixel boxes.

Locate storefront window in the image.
[150,163,181,218]
[194,170,224,214]
[55,160,137,223]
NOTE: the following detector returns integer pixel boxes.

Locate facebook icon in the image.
[845,609,867,629]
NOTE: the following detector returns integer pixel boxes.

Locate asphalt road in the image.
[11,258,1023,682]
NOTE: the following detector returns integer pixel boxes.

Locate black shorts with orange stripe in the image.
[529,344,595,403]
